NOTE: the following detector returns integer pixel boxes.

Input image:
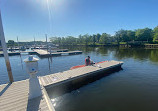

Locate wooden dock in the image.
[0,52,21,57]
[0,80,55,111]
[0,51,37,57]
[0,49,82,57]
[33,49,82,57]
[40,60,123,88]
[53,49,68,52]
[0,60,123,111]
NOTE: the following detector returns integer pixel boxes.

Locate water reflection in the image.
[50,46,158,111]
[113,48,158,63]
[150,50,158,62]
[48,57,53,73]
[0,47,158,84]
[61,46,158,63]
[1,46,158,111]
[19,54,24,70]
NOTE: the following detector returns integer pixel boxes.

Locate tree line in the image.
[6,40,46,47]
[50,26,158,45]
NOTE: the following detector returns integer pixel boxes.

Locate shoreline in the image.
[59,43,158,48]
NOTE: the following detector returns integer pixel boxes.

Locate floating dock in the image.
[0,51,37,57]
[0,60,123,111]
[0,52,21,57]
[0,49,82,57]
[40,60,123,97]
[0,80,55,111]
[53,49,68,52]
[33,49,82,57]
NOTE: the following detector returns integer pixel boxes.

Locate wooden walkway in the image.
[0,60,123,111]
[0,80,55,111]
[0,51,36,57]
[40,60,123,87]
[0,49,82,57]
[0,52,21,57]
[34,49,82,57]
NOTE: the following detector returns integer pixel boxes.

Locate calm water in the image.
[0,47,158,111]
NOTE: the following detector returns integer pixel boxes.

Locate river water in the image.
[0,47,158,111]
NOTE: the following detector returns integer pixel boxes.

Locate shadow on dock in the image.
[47,65,123,98]
[0,83,11,96]
[27,96,42,111]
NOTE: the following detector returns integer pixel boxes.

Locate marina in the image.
[1,0,158,110]
[0,60,123,111]
[0,49,82,57]
[33,49,82,57]
[1,47,158,111]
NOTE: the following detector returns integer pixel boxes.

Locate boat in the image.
[70,61,108,70]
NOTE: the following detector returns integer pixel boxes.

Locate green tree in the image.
[50,37,60,44]
[114,32,120,45]
[99,33,110,44]
[115,30,128,45]
[96,33,101,43]
[49,26,155,46]
[78,34,84,44]
[83,34,90,45]
[108,36,116,43]
[8,40,15,46]
[153,26,158,42]
[61,37,66,45]
[135,28,153,42]
[115,30,136,43]
[65,36,76,45]
[92,34,96,45]
[127,30,136,41]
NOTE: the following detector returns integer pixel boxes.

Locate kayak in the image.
[70,61,108,70]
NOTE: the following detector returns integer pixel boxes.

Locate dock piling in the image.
[0,10,14,83]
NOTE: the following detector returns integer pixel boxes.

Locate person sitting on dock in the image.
[85,56,95,66]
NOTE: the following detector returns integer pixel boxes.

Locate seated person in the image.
[85,56,94,66]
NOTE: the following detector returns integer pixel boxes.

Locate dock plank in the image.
[40,60,123,87]
[0,80,54,111]
[49,75,59,82]
[33,49,82,57]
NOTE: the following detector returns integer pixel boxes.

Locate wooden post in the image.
[0,11,14,83]
[34,37,36,49]
[17,36,20,52]
[45,34,48,52]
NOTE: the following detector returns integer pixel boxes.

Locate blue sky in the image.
[0,0,158,41]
